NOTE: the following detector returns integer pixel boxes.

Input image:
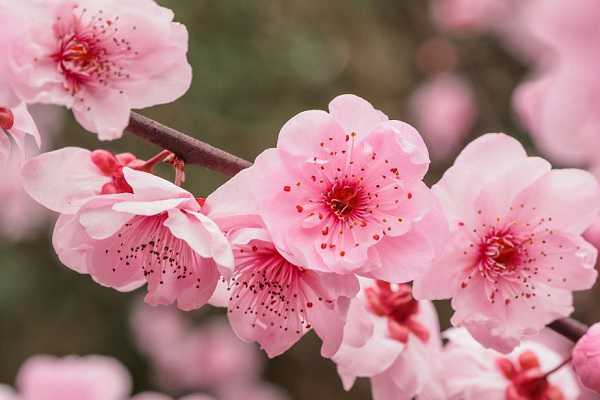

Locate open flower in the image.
[572,323,600,393]
[414,134,599,352]
[49,167,233,310]
[8,0,192,140]
[206,167,359,358]
[242,94,447,280]
[420,328,581,400]
[332,280,441,400]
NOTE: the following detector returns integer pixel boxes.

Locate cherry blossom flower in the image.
[46,167,233,310]
[573,323,600,393]
[22,147,162,214]
[0,103,40,165]
[130,302,263,392]
[235,94,447,281]
[413,133,600,352]
[332,280,441,400]
[410,74,477,162]
[8,0,192,140]
[420,328,581,400]
[14,355,132,400]
[206,168,359,358]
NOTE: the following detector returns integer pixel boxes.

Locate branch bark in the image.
[127,112,251,176]
[126,111,591,344]
[549,318,588,342]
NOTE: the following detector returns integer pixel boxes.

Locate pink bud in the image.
[0,107,14,129]
[572,323,600,393]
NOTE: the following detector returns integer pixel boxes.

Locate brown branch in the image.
[549,318,588,342]
[127,112,252,177]
[126,111,592,344]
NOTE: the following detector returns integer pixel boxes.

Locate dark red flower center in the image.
[364,281,429,343]
[0,107,14,130]
[479,229,524,278]
[325,182,362,218]
[497,351,565,400]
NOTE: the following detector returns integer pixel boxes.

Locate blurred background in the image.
[1,1,598,399]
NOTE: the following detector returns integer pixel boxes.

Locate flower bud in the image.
[573,323,600,393]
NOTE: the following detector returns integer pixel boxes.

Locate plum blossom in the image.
[238,94,447,281]
[332,280,441,400]
[8,0,192,140]
[22,147,168,214]
[130,302,263,392]
[573,323,600,394]
[206,166,359,358]
[420,328,581,399]
[39,167,233,310]
[13,355,132,400]
[410,74,477,162]
[0,104,40,165]
[414,134,599,352]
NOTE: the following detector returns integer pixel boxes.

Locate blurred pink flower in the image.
[513,64,600,167]
[15,355,132,400]
[410,74,477,162]
[47,168,233,310]
[231,94,447,281]
[332,280,441,400]
[8,0,192,140]
[573,323,600,393]
[414,133,599,352]
[217,383,289,400]
[431,0,545,62]
[0,103,40,165]
[131,303,263,392]
[207,167,359,358]
[420,328,581,399]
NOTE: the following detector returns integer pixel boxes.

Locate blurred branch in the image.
[127,112,252,177]
[127,112,592,344]
[549,318,588,342]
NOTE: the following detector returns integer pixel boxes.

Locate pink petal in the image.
[21,147,111,214]
[52,214,92,274]
[328,94,389,137]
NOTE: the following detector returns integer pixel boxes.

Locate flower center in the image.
[364,281,429,343]
[51,6,134,94]
[0,107,14,130]
[325,182,362,219]
[478,229,523,278]
[497,351,565,400]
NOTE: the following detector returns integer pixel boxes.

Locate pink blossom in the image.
[513,64,600,167]
[410,74,477,162]
[130,302,263,392]
[0,103,40,165]
[8,0,192,140]
[413,133,599,352]
[47,167,233,310]
[420,328,581,399]
[15,355,132,400]
[22,147,157,214]
[573,323,600,393]
[216,383,289,400]
[229,94,447,281]
[206,167,360,358]
[332,280,441,400]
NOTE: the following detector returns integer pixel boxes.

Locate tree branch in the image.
[126,112,591,344]
[549,318,588,342]
[127,112,252,176]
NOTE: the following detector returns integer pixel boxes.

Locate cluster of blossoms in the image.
[2,0,600,399]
